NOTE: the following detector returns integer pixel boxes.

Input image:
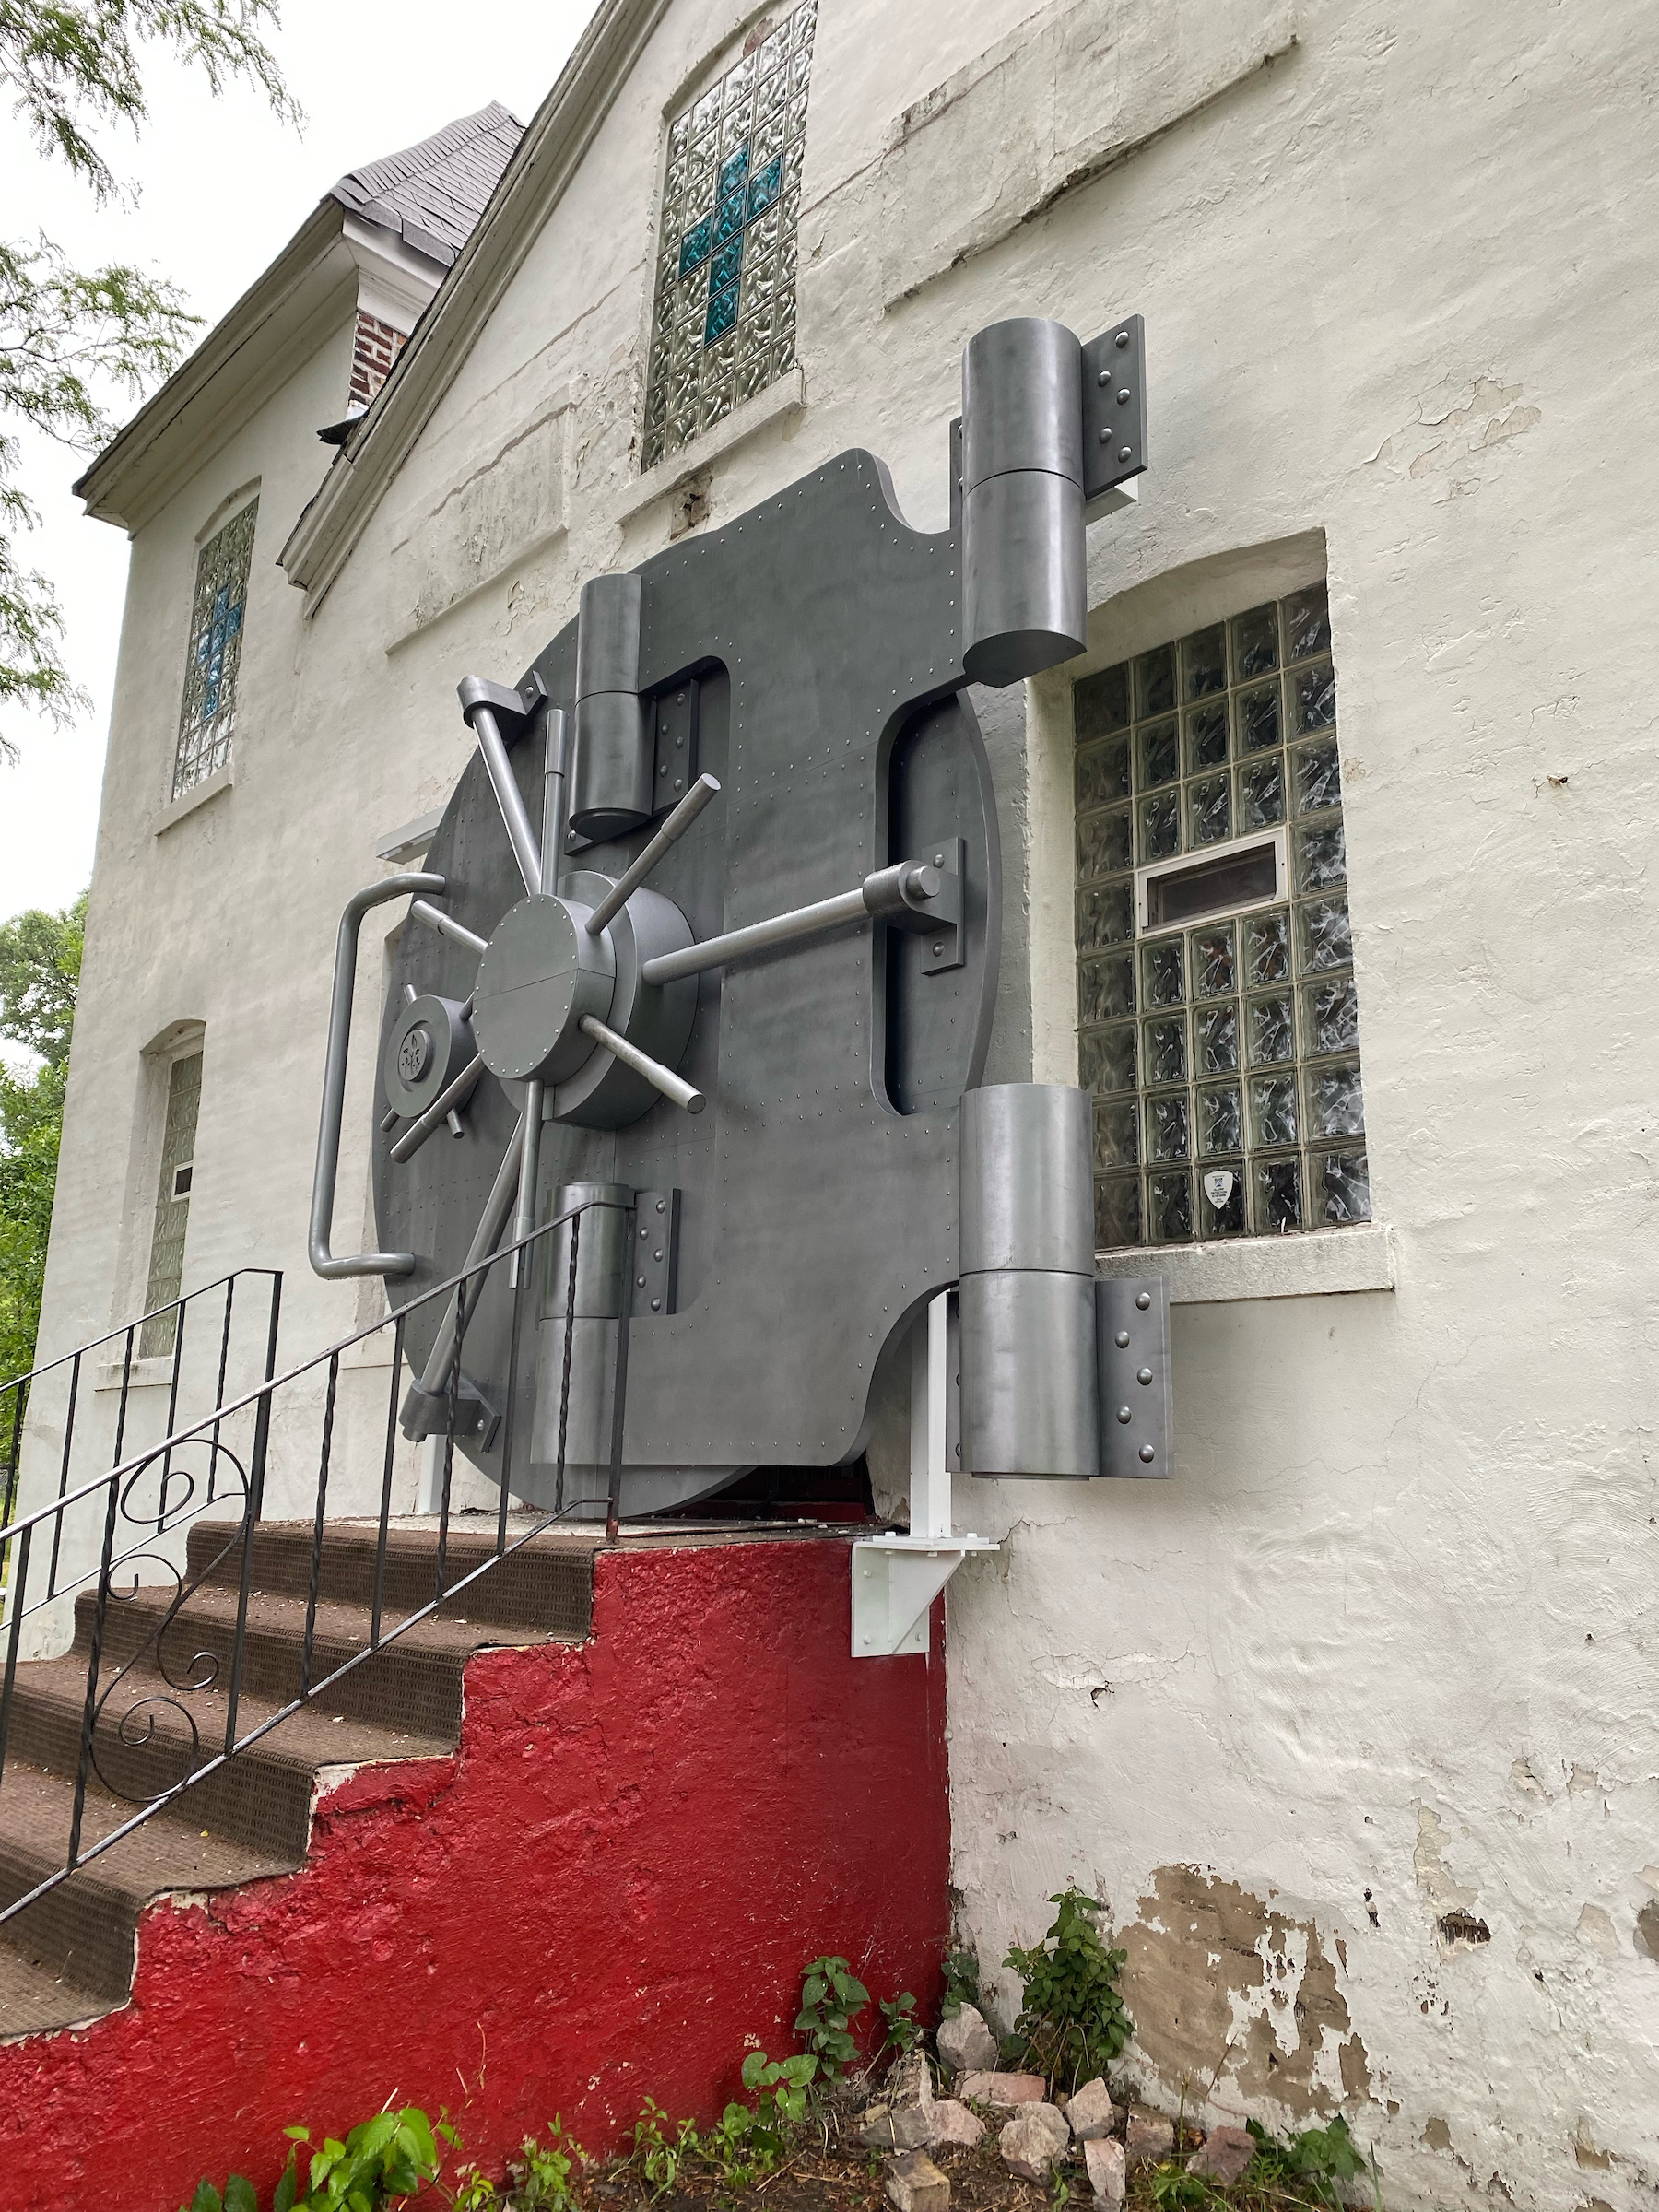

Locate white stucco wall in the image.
[23,0,1658,2202]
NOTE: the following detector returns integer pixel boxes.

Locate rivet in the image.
[1114,1329,1129,1349]
[653,1249,663,1262]
[1114,329,1129,348]
[1116,389,1130,405]
[1097,369,1110,387]
[1135,1290,1151,1310]
[637,1275,646,1288]
[1116,1406,1131,1424]
[1139,1443,1156,1464]
[1137,1367,1153,1385]
[1098,428,1111,444]
[1118,445,1132,462]
[656,1199,665,1213]
[651,1297,662,1312]
[932,942,944,956]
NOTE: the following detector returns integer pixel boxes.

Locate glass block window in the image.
[140,1049,202,1357]
[172,500,257,799]
[641,0,815,473]
[1074,582,1371,1249]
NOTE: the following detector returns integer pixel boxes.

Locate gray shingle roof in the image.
[331,101,524,267]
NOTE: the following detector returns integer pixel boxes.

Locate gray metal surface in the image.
[362,312,1151,1512]
[960,1084,1094,1277]
[1095,1276,1171,1478]
[959,1268,1096,1478]
[1080,314,1148,516]
[962,317,1083,488]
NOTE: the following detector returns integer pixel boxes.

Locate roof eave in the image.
[74,201,347,531]
[279,0,666,603]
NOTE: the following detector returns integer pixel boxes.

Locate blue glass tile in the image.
[747,157,782,220]
[711,232,744,293]
[704,278,740,344]
[678,218,712,276]
[712,188,747,248]
[717,145,750,200]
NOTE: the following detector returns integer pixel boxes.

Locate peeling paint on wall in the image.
[1114,1868,1370,2120]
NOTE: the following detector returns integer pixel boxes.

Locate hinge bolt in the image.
[1099,428,1111,444]
[1116,1406,1132,1424]
[1139,1443,1156,1463]
[1135,1290,1151,1310]
[1115,330,1129,347]
[1137,1367,1153,1385]
[1118,445,1132,462]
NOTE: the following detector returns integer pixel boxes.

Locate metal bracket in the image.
[457,669,548,746]
[651,677,700,811]
[628,1188,680,1317]
[918,837,965,973]
[852,1290,996,1657]
[1081,313,1147,519]
[1094,1274,1172,1477]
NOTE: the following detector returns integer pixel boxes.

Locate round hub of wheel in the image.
[471,892,615,1084]
[383,993,474,1118]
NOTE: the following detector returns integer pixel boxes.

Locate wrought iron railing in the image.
[0,1191,631,1934]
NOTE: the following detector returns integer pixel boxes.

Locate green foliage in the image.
[184,2180,260,2212]
[878,1990,920,2058]
[1003,1887,1134,2092]
[0,892,84,1389]
[1243,2114,1371,2207]
[940,1948,983,2020]
[794,1954,869,2078]
[632,2054,815,2201]
[1147,2171,1215,2212]
[453,2120,584,2211]
[1,0,299,759]
[283,2108,440,2208]
[631,2099,699,2199]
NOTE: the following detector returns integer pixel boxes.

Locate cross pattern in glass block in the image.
[641,0,815,471]
[1073,582,1371,1249]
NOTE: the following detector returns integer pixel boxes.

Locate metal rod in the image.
[310,872,444,1278]
[605,1208,637,1542]
[585,774,721,935]
[45,1349,78,1598]
[224,1272,281,1754]
[437,1271,465,1603]
[0,1267,275,1401]
[541,708,571,898]
[68,1470,122,1868]
[157,1295,188,1535]
[408,900,488,958]
[554,1216,580,1518]
[371,1314,403,1650]
[639,861,941,988]
[497,1249,527,1556]
[207,1275,235,1506]
[301,1351,338,1700]
[413,1121,525,1401]
[512,1080,544,1282]
[389,1053,486,1163]
[471,704,542,898]
[0,1524,29,1814]
[576,1014,704,1113]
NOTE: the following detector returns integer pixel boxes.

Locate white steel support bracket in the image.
[852,1289,997,1657]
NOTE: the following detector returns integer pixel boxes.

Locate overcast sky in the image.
[2,0,600,925]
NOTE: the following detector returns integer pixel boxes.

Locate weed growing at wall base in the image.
[1003,1886,1134,2090]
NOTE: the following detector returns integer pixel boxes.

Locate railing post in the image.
[605,1202,637,1544]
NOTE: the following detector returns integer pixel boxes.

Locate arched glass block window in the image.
[173,499,257,798]
[1074,582,1371,1249]
[641,0,816,472]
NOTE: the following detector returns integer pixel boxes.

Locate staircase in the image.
[0,1516,594,2037]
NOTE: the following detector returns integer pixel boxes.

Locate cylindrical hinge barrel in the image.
[960,319,1086,688]
[959,1270,1098,1478]
[961,1083,1094,1276]
[571,573,652,840]
[543,1182,633,1318]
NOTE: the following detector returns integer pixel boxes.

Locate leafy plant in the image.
[940,1949,983,2020]
[1003,1887,1134,2091]
[794,1955,869,2078]
[1148,2172,1218,2212]
[631,2100,700,2200]
[632,2053,815,2201]
[1243,2115,1371,2207]
[453,2121,585,2211]
[283,2108,440,2208]
[183,2182,265,2212]
[878,1991,921,2058]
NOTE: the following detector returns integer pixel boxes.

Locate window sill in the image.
[94,1355,183,1392]
[1097,1221,1394,1304]
[618,366,806,528]
[154,763,233,837]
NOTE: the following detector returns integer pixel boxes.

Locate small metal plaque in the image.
[629,1188,680,1318]
[1094,1274,1171,1478]
[1081,313,1147,517]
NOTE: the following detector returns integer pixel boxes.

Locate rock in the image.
[998,2103,1071,2182]
[859,2101,936,2153]
[929,2100,985,2149]
[1187,2126,1255,2184]
[1066,2078,1116,2143]
[937,2003,999,2077]
[1125,2108,1175,2166]
[959,2071,1049,2107]
[888,2051,936,2114]
[1084,2137,1126,2206]
[886,2150,949,2212]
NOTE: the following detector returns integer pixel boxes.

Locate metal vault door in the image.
[310,315,1159,1518]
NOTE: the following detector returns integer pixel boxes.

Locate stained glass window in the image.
[641,1,815,473]
[1074,582,1371,1249]
[172,500,257,799]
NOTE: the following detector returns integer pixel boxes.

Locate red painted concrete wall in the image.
[0,1540,950,2212]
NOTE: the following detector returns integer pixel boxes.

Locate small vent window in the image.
[172,500,257,799]
[641,0,815,473]
[1073,582,1370,1248]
